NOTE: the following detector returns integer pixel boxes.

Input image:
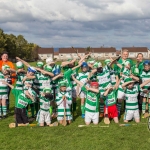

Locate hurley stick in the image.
[62,96,67,126]
[104,97,110,125]
[9,123,38,128]
[78,125,109,128]
[144,93,149,118]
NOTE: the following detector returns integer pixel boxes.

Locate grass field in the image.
[0,61,150,150]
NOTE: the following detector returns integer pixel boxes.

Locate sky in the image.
[1,0,150,50]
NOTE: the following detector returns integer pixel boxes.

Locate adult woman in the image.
[0,51,15,112]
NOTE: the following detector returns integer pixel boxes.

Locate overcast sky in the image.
[1,0,150,49]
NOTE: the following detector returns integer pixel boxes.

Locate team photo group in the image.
[0,49,150,128]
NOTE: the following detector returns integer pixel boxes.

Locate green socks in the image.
[2,106,7,116]
[142,102,146,114]
[81,105,85,114]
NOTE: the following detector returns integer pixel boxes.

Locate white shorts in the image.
[0,94,8,100]
[57,116,72,121]
[85,111,99,124]
[124,109,140,121]
[117,90,125,99]
[36,110,51,124]
[80,91,86,99]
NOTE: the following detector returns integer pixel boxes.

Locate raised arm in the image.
[16,57,30,67]
[52,73,63,81]
[140,79,150,88]
[35,67,54,77]
[0,80,14,89]
[71,75,84,87]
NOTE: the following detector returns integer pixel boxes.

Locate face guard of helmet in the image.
[43,88,53,100]
[143,60,150,72]
[2,65,10,75]
[36,61,44,68]
[16,61,24,69]
[53,69,61,76]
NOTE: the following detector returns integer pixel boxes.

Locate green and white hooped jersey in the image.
[103,90,117,106]
[23,79,34,91]
[120,67,130,82]
[55,91,72,117]
[35,73,52,93]
[76,72,90,84]
[96,69,111,89]
[124,84,140,110]
[33,71,41,89]
[104,65,117,86]
[15,72,25,90]
[82,86,100,112]
[0,72,8,95]
[140,70,150,89]
[39,96,50,111]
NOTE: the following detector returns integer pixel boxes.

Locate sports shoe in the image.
[81,114,85,118]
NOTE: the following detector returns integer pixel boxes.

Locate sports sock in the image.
[30,105,34,117]
[100,103,104,113]
[2,106,7,116]
[35,103,39,115]
[148,104,150,114]
[142,102,146,114]
[81,105,85,114]
[117,102,122,114]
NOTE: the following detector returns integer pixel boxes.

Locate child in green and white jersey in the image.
[2,80,37,124]
[72,75,100,125]
[36,88,54,126]
[15,61,26,90]
[122,78,150,123]
[139,60,150,116]
[103,85,119,123]
[55,79,72,125]
[76,62,90,118]
[0,65,10,119]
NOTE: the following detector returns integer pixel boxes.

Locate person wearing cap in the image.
[87,58,95,71]
[103,84,119,123]
[72,75,100,125]
[36,88,55,126]
[1,80,37,124]
[139,60,150,117]
[56,79,72,125]
[122,78,150,123]
[76,62,90,118]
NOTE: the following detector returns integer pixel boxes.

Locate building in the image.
[58,48,85,60]
[122,47,149,59]
[38,48,54,60]
[54,51,59,60]
[90,47,117,59]
[116,50,121,57]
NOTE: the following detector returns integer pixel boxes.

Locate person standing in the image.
[0,51,15,111]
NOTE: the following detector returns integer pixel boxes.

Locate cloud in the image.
[0,0,150,49]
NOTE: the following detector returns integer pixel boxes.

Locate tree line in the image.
[0,29,39,61]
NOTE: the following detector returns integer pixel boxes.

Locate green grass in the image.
[0,61,149,150]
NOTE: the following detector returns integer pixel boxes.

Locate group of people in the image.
[0,49,150,127]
